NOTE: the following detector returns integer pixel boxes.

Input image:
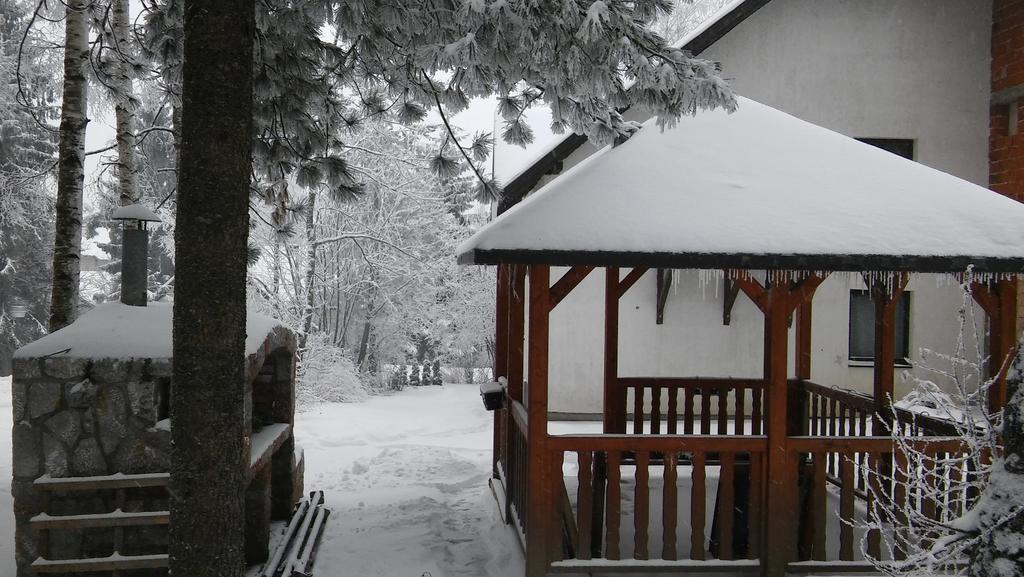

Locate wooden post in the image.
[509,266,526,403]
[718,271,828,576]
[795,300,813,381]
[494,265,510,478]
[526,265,552,577]
[495,265,510,383]
[793,293,814,560]
[992,279,1017,410]
[867,274,909,432]
[971,278,1018,412]
[604,267,624,434]
[762,280,795,577]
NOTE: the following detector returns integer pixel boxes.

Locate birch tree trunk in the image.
[170,0,253,575]
[111,0,138,206]
[299,189,317,350]
[48,0,89,331]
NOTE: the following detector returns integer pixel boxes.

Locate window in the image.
[856,138,915,160]
[849,290,911,366]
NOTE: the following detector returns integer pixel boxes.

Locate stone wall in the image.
[11,356,172,575]
[12,324,300,576]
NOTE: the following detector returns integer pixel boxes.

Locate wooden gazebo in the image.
[458,98,1024,577]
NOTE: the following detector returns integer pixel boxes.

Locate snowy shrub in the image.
[296,335,368,405]
[858,282,1001,577]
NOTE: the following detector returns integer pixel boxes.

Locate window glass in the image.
[849,290,911,363]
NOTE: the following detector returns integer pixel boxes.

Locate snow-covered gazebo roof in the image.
[458,97,1024,273]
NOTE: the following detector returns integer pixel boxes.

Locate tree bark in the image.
[299,190,317,350]
[170,1,254,576]
[48,0,90,331]
[111,0,138,206]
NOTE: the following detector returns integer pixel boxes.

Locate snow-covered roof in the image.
[111,203,161,222]
[497,0,759,188]
[458,97,1024,273]
[14,302,284,360]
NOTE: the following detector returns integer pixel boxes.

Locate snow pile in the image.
[13,302,283,359]
[462,97,1024,266]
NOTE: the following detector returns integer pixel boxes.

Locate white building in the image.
[492,0,996,416]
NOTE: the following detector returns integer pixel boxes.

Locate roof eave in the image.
[458,248,1024,274]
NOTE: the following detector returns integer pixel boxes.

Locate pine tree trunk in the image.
[48,1,89,331]
[969,346,1024,577]
[169,1,253,575]
[111,0,138,206]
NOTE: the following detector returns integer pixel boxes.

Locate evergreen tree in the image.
[169,1,735,573]
[432,359,442,387]
[0,0,58,374]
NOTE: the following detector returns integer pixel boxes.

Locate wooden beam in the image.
[729,272,768,313]
[656,269,672,325]
[723,278,740,325]
[549,266,595,311]
[617,267,649,299]
[786,274,828,312]
[526,265,552,577]
[460,247,1024,274]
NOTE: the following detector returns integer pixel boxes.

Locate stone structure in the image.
[11,303,301,576]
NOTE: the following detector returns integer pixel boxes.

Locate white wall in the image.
[546,270,985,414]
[532,0,993,415]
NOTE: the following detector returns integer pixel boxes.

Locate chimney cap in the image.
[112,203,161,223]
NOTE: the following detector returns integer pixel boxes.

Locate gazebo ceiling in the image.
[458,97,1024,273]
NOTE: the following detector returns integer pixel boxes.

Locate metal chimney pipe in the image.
[111,204,161,307]
[121,226,149,306]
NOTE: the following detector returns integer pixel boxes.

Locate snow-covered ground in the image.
[0,379,522,576]
[296,384,523,577]
[0,377,15,575]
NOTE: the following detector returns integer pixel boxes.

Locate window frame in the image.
[848,289,912,368]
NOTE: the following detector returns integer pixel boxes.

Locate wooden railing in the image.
[498,399,529,541]
[619,378,765,435]
[800,380,966,439]
[548,435,767,571]
[787,436,976,566]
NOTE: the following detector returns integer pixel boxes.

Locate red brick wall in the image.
[991,0,1024,200]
